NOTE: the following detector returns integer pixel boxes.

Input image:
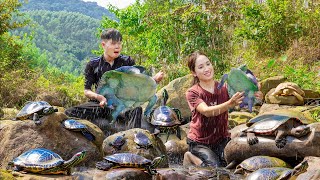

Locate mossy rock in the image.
[0,169,15,180]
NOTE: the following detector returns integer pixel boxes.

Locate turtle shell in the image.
[150,106,181,127]
[246,167,292,180]
[245,116,305,135]
[273,82,305,96]
[134,132,152,148]
[97,66,156,105]
[235,156,290,173]
[104,153,151,166]
[109,134,126,149]
[63,119,86,130]
[12,148,64,172]
[16,101,53,120]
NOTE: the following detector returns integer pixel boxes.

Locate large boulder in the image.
[155,74,193,121]
[101,128,168,168]
[0,112,103,169]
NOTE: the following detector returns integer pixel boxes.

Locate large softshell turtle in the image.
[217,64,259,112]
[243,113,310,149]
[16,101,58,125]
[97,66,157,124]
[8,148,86,175]
[96,153,165,175]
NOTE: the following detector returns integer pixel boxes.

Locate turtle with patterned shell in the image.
[149,89,182,142]
[271,82,305,102]
[8,148,86,175]
[16,101,58,125]
[96,153,165,175]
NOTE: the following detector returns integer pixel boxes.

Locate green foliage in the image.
[20,0,115,20]
[12,10,100,75]
[100,0,238,85]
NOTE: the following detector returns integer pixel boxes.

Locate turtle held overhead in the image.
[242,113,311,148]
[149,89,182,142]
[8,148,86,175]
[15,101,58,125]
[217,64,259,112]
[96,153,165,175]
[96,66,157,124]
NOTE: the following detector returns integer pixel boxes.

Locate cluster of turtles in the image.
[231,155,308,179]
[8,66,183,176]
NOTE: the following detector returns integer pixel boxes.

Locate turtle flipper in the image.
[144,95,158,117]
[96,161,113,171]
[247,91,255,112]
[225,160,238,169]
[217,74,228,89]
[247,132,259,145]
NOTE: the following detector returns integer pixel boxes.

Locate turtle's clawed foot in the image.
[247,133,259,145]
[275,138,287,148]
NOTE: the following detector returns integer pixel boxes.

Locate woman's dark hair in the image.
[100,28,122,42]
[186,51,207,85]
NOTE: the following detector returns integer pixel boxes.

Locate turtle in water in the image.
[109,134,126,151]
[242,113,311,148]
[232,156,290,174]
[246,159,308,180]
[271,82,305,102]
[217,64,259,112]
[96,153,165,175]
[8,148,86,175]
[16,101,58,125]
[149,89,182,142]
[96,66,157,124]
[134,132,152,149]
[62,119,95,141]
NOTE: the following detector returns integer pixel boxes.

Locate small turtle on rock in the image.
[62,119,95,141]
[232,156,290,174]
[134,132,152,149]
[242,113,311,148]
[96,66,158,124]
[271,82,305,102]
[109,134,126,151]
[96,153,165,175]
[150,89,182,142]
[8,148,86,175]
[15,101,58,125]
[246,159,308,180]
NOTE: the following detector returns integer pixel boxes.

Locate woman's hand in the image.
[229,92,245,108]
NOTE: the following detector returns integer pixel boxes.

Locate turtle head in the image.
[151,155,166,168]
[161,89,169,106]
[291,159,308,177]
[291,125,311,137]
[63,150,87,168]
[238,64,248,71]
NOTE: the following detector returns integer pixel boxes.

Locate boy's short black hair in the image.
[100,28,122,42]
